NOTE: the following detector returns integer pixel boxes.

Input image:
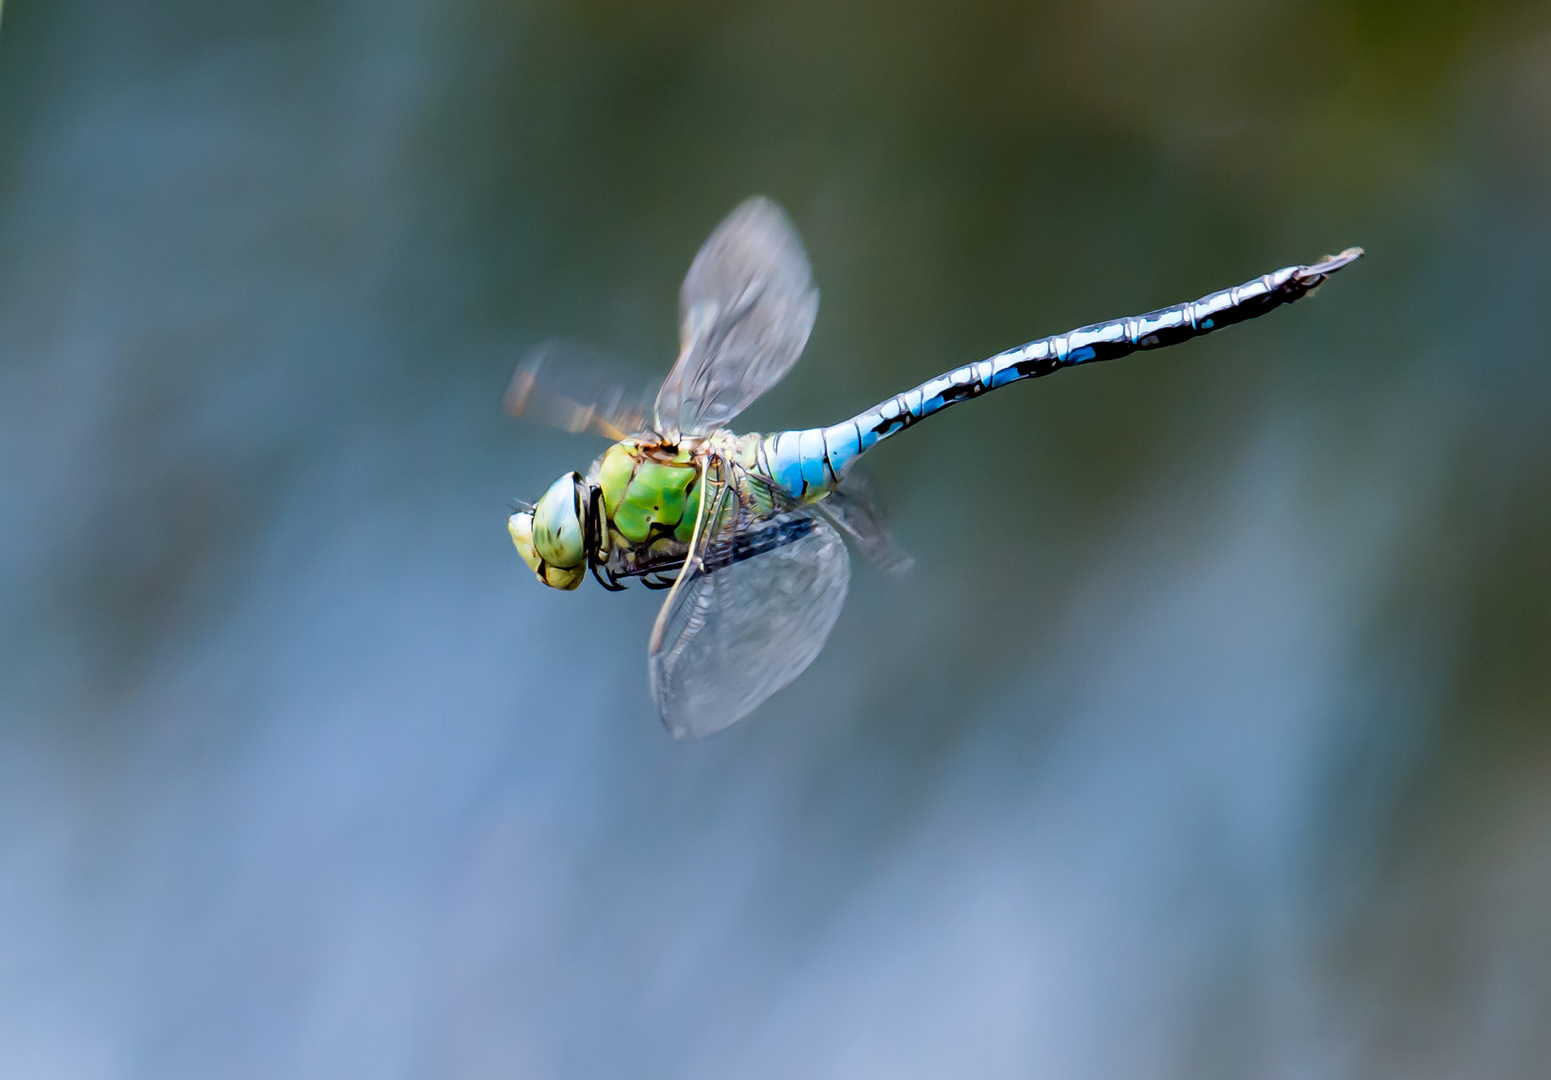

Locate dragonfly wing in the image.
[505,339,660,441]
[818,468,914,575]
[654,197,820,436]
[648,473,849,739]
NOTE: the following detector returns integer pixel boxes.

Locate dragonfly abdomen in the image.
[758,247,1362,501]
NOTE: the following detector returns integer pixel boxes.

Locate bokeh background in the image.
[2,1,1550,1077]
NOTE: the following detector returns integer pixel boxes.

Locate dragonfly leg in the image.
[590,560,628,591]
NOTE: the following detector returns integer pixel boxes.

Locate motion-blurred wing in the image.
[505,340,660,441]
[817,468,913,575]
[654,197,820,436]
[648,476,849,739]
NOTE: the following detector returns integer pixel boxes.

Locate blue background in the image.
[2,1,1549,1076]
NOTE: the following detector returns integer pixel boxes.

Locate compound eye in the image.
[541,562,586,589]
[532,472,586,569]
[509,511,543,575]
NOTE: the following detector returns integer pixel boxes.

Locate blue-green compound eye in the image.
[533,472,586,570]
[510,508,585,590]
[509,511,542,575]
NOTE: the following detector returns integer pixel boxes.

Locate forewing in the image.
[506,340,660,441]
[817,468,914,575]
[648,482,850,739]
[654,197,820,436]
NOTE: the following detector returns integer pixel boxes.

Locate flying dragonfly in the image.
[506,197,1361,739]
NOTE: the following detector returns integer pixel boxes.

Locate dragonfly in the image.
[506,197,1361,739]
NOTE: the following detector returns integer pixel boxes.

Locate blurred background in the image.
[2,0,1549,1076]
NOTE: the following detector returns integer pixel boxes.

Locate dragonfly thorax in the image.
[593,433,753,587]
[510,430,766,592]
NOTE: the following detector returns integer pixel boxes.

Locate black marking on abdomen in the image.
[1011,354,1062,380]
[870,408,915,438]
[936,379,984,406]
[829,251,1358,476]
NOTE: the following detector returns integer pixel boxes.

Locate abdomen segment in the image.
[760,248,1362,500]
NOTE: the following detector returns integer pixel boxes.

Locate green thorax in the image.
[586,432,765,567]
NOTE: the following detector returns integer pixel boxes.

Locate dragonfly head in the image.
[510,471,591,590]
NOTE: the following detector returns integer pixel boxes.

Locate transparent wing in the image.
[505,340,660,441]
[654,197,820,436]
[648,468,849,739]
[817,468,914,575]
